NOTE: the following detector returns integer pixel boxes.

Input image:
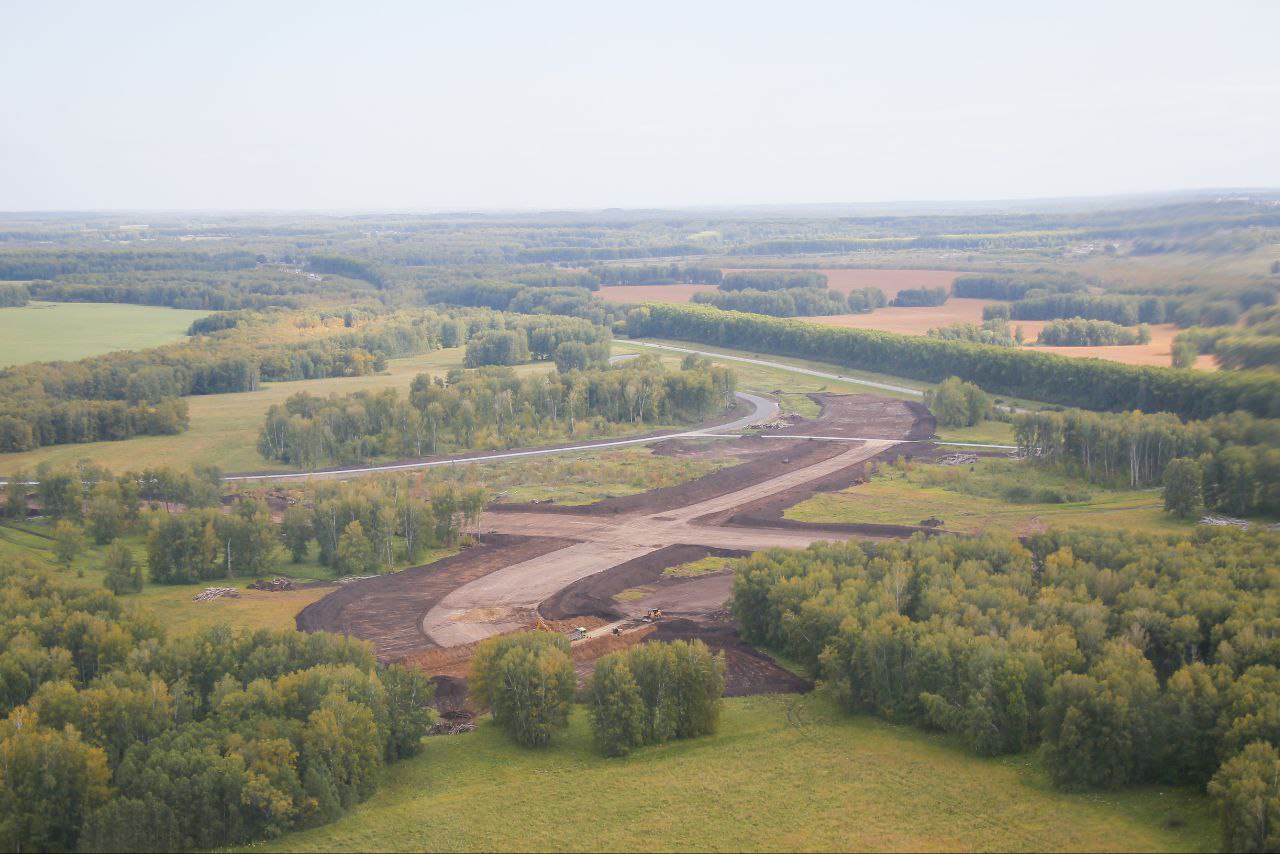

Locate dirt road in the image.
[298,392,933,661]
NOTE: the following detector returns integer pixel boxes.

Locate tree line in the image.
[1012,406,1280,517]
[1036,318,1151,346]
[890,286,949,307]
[691,286,883,317]
[258,357,735,468]
[0,558,436,851]
[0,249,258,280]
[1174,306,1280,370]
[730,528,1280,851]
[625,303,1280,419]
[0,283,28,307]
[718,270,828,291]
[951,273,1088,300]
[591,264,722,285]
[926,319,1018,347]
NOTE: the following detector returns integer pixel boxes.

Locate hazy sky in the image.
[3,0,1278,210]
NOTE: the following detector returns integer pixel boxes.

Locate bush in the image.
[891,286,949,307]
[923,377,988,427]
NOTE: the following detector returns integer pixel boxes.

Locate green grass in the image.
[472,446,736,507]
[663,554,741,577]
[934,419,1016,446]
[0,301,210,367]
[251,695,1214,853]
[786,457,1193,537]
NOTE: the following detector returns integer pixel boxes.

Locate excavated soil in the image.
[295,534,575,661]
[298,393,933,680]
[648,615,813,697]
[540,544,748,621]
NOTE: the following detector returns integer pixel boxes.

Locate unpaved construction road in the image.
[298,393,935,671]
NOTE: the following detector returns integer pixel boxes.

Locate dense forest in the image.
[951,273,1089,300]
[257,358,736,468]
[1013,407,1280,516]
[627,303,1280,419]
[731,528,1280,851]
[0,558,435,851]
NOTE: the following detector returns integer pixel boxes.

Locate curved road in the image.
[222,392,778,483]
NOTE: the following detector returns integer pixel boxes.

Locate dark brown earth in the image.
[295,534,575,661]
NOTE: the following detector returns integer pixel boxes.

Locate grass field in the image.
[786,457,1195,537]
[250,695,1214,853]
[0,301,210,367]
[468,446,736,506]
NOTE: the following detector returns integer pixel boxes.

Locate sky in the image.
[2,0,1278,211]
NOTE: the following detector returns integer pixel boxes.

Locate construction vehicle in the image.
[640,609,663,623]
[570,626,588,640]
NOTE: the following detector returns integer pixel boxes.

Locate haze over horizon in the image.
[4,0,1278,211]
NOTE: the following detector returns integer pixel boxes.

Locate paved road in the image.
[222,392,778,483]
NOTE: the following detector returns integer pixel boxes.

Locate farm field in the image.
[0,301,210,366]
[250,696,1214,853]
[785,457,1197,537]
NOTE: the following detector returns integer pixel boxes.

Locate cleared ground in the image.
[248,696,1214,853]
[0,301,210,367]
[298,394,933,660]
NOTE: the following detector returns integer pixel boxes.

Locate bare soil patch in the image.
[649,614,813,696]
[295,534,575,661]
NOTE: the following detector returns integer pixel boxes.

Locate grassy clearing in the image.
[251,695,1213,853]
[0,301,209,367]
[934,419,1017,446]
[786,457,1193,537]
[0,347,490,474]
[663,554,741,577]
[473,447,736,506]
